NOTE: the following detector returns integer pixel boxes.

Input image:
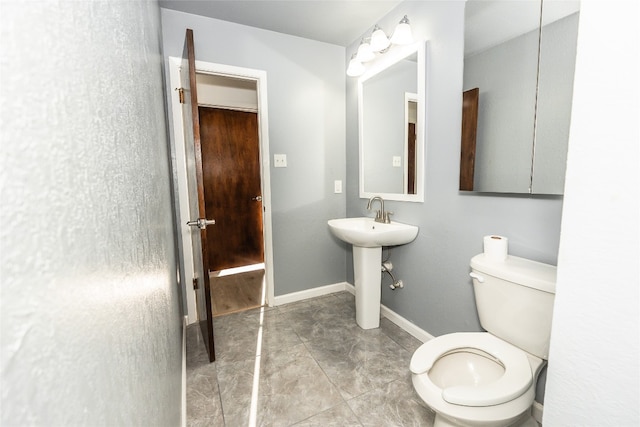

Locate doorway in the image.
[197,73,269,317]
[168,58,274,326]
[198,105,264,271]
[210,263,265,316]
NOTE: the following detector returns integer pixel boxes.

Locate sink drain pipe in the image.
[381,249,403,290]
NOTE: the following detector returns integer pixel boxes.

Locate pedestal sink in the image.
[328,217,419,329]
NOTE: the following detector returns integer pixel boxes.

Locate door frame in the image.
[169,57,274,324]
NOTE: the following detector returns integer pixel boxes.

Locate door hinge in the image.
[193,277,199,290]
[176,87,185,104]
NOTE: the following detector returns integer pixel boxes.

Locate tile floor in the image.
[186,291,435,426]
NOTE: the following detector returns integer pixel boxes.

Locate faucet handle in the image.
[383,211,394,223]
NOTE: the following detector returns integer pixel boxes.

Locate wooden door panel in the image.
[460,88,479,191]
[182,29,215,362]
[199,107,263,271]
[407,122,416,195]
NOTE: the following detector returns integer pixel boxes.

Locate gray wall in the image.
[346,2,564,337]
[0,1,182,425]
[160,9,347,296]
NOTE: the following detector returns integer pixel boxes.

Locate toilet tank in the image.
[470,254,556,360]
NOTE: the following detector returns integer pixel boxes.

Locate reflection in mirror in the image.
[362,56,416,194]
[532,1,580,194]
[359,42,425,202]
[462,0,541,193]
[406,96,417,194]
[460,0,579,194]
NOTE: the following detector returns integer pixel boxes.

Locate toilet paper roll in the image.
[483,235,508,261]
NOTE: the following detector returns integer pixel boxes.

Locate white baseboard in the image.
[272,282,350,306]
[181,315,187,427]
[343,282,434,343]
[380,304,435,343]
[532,401,544,425]
[270,282,434,344]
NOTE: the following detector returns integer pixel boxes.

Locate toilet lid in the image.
[410,332,533,407]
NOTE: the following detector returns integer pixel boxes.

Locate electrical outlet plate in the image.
[334,180,342,193]
[274,154,287,168]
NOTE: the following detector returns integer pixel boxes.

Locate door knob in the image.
[251,196,262,201]
[186,218,216,229]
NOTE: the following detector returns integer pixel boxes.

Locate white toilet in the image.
[411,254,556,427]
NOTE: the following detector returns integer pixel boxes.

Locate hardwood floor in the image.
[210,267,265,317]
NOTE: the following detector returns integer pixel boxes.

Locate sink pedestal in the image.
[353,246,382,329]
[328,217,418,330]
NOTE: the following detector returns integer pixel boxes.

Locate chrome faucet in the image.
[367,196,392,223]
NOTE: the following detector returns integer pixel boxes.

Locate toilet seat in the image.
[410,332,533,407]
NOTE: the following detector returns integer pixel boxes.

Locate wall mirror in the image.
[359,40,426,202]
[460,0,580,195]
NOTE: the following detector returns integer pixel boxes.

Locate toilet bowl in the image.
[411,332,544,427]
[410,254,556,427]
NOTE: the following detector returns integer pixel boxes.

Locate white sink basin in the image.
[328,217,419,248]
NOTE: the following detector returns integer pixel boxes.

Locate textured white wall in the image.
[0,1,183,425]
[543,1,639,425]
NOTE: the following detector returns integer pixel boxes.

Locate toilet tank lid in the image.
[471,254,556,294]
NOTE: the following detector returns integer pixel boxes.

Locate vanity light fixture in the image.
[346,15,414,77]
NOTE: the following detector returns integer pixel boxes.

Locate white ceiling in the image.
[159,0,403,46]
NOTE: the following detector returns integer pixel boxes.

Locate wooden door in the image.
[407,122,416,195]
[181,29,215,362]
[460,88,479,191]
[199,107,264,271]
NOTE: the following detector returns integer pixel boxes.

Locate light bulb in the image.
[370,25,390,52]
[346,55,365,77]
[356,40,375,62]
[390,15,413,45]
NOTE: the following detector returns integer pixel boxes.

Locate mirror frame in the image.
[358,40,426,202]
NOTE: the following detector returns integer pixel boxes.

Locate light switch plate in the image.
[392,156,402,167]
[334,180,342,194]
[274,154,287,168]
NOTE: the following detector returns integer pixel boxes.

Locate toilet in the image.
[411,254,556,427]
